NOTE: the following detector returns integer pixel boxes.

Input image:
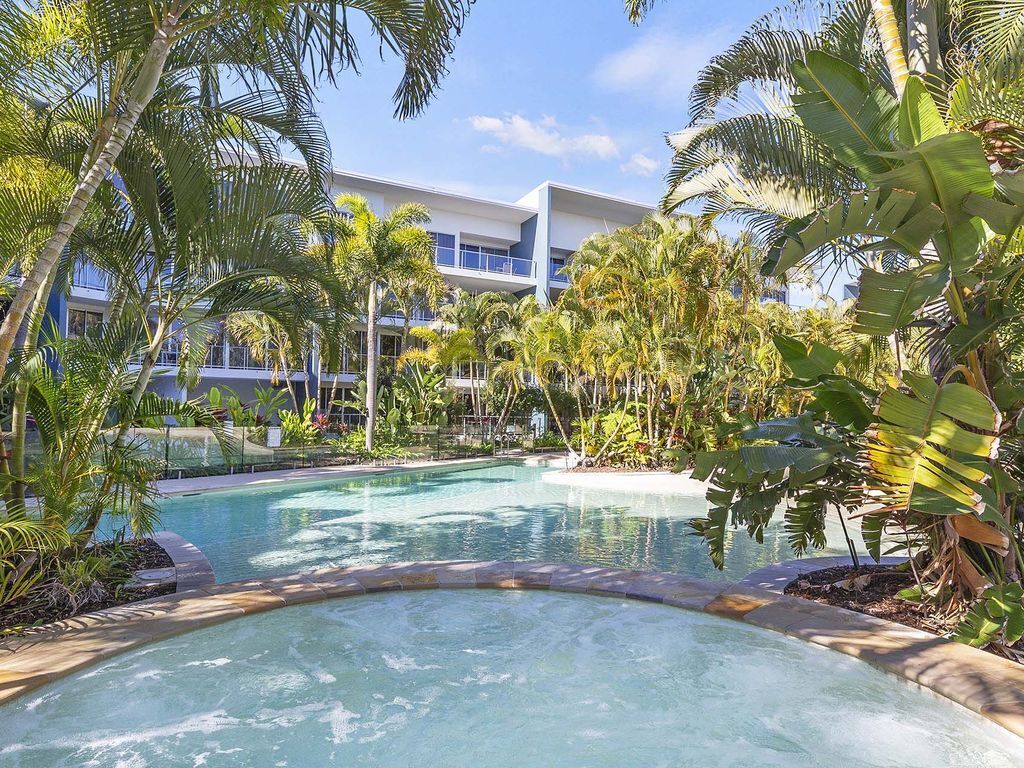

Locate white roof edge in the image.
[276,153,654,217]
[329,166,536,215]
[541,180,656,212]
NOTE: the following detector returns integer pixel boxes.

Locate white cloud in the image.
[467,114,619,160]
[593,30,731,106]
[620,152,660,176]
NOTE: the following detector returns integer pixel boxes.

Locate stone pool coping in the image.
[2,563,1023,738]
[150,531,217,592]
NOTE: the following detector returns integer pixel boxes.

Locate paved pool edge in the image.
[1,560,1022,740]
[154,455,561,497]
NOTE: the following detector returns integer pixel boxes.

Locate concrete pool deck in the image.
[2,558,1023,740]
[541,469,709,495]
[153,455,562,497]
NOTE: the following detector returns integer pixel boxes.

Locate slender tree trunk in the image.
[124,316,169,426]
[8,269,58,509]
[870,0,910,96]
[279,349,299,411]
[667,399,684,449]
[541,385,572,452]
[575,390,588,460]
[365,283,379,451]
[495,383,517,432]
[593,381,633,463]
[905,0,943,78]
[327,372,341,417]
[0,12,178,384]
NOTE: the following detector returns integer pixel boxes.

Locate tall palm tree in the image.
[335,193,438,450]
[0,0,474,387]
[641,0,1024,239]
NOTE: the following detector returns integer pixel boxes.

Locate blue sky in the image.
[312,0,772,207]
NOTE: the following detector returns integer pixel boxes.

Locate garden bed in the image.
[785,565,1022,662]
[1,538,175,636]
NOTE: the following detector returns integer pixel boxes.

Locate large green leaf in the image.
[864,372,1001,515]
[852,263,950,336]
[765,189,944,275]
[873,132,994,272]
[773,335,840,381]
[807,375,876,431]
[791,50,899,180]
[963,172,1024,236]
[897,76,946,147]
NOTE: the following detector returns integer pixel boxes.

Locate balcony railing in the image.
[549,262,569,284]
[72,261,107,291]
[381,306,437,323]
[438,248,534,278]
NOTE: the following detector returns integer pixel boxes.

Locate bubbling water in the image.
[3,590,1022,767]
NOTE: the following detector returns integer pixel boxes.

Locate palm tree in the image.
[0,0,474,387]
[432,290,515,419]
[641,0,1024,236]
[83,163,343,429]
[335,194,438,451]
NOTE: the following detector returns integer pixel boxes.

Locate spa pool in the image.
[4,590,1022,767]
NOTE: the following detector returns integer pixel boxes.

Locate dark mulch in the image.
[788,565,1024,663]
[785,564,939,634]
[0,537,176,636]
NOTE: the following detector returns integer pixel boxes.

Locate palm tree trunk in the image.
[0,12,178,384]
[541,385,572,452]
[365,283,379,452]
[328,372,342,418]
[495,382,516,432]
[279,350,299,411]
[575,391,588,460]
[8,269,58,509]
[593,381,633,463]
[905,0,943,78]
[870,0,910,96]
[124,316,169,425]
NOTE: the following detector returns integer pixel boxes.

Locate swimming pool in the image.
[155,461,849,583]
[5,590,1021,767]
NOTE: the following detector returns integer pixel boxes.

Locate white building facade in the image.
[49,170,654,411]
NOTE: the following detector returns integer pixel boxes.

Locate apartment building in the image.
[46,169,653,409]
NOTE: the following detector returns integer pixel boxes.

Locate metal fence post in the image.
[164,424,170,479]
[240,426,245,472]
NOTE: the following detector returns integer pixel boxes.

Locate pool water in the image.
[155,462,847,582]
[4,590,1021,767]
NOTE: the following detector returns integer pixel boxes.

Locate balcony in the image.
[381,306,437,323]
[549,262,569,284]
[457,247,533,278]
[72,261,107,291]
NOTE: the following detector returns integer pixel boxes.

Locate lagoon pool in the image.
[5,590,1021,767]
[155,461,847,583]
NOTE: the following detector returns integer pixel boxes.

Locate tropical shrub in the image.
[279,401,322,447]
[685,52,1024,632]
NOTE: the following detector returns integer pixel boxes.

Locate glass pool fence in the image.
[20,419,559,480]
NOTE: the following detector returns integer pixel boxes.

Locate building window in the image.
[67,308,104,337]
[343,331,368,373]
[380,334,402,358]
[430,232,456,266]
[205,329,226,368]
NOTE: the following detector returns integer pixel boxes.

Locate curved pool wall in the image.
[5,589,1024,767]
[153,460,853,582]
[3,561,1024,742]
